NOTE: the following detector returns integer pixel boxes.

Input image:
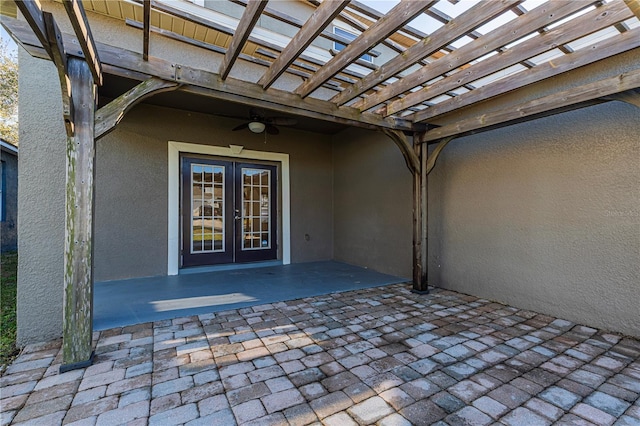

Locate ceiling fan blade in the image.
[232,123,249,131]
[270,117,297,126]
[266,124,279,135]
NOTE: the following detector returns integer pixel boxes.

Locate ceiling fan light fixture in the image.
[248,121,266,133]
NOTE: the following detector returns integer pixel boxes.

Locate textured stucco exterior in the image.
[17,52,66,344]
[1,143,18,251]
[428,102,640,338]
[94,104,334,281]
[14,1,640,345]
[332,128,413,279]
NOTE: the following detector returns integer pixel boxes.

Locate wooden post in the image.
[61,57,96,372]
[412,135,428,293]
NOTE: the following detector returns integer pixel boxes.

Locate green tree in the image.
[0,40,18,145]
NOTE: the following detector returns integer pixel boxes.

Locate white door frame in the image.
[168,141,291,275]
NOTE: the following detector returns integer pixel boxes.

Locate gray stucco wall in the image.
[1,147,18,251]
[332,128,413,279]
[94,104,334,281]
[17,52,66,345]
[428,101,640,338]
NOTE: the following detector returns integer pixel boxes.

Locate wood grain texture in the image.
[258,0,350,89]
[387,0,632,117]
[295,0,433,98]
[219,0,267,79]
[62,0,103,85]
[423,68,640,141]
[356,0,592,112]
[95,78,179,139]
[331,0,522,106]
[62,57,96,366]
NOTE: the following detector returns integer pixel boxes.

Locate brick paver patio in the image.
[2,284,639,425]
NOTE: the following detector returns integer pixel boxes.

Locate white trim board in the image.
[168,141,291,275]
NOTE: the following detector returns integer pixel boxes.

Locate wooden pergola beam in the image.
[331,0,522,106]
[258,0,350,90]
[62,0,103,85]
[294,0,434,98]
[142,0,151,61]
[356,0,592,112]
[219,0,267,80]
[388,0,632,117]
[4,17,421,132]
[95,78,180,139]
[413,26,640,122]
[422,67,640,142]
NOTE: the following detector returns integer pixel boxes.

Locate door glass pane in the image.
[191,164,225,253]
[241,168,270,250]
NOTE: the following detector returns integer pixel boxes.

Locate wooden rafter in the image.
[331,0,522,106]
[355,0,593,112]
[388,0,633,117]
[219,0,267,80]
[126,19,343,91]
[230,0,380,57]
[414,26,640,122]
[294,0,434,98]
[62,0,102,86]
[1,18,421,132]
[258,0,350,90]
[142,0,151,61]
[422,67,640,142]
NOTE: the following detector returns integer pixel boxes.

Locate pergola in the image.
[2,0,639,371]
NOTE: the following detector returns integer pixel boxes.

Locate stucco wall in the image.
[428,101,640,338]
[332,128,413,279]
[17,52,66,345]
[94,104,334,282]
[1,148,18,251]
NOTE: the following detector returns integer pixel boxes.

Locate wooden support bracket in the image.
[603,88,640,108]
[381,128,420,174]
[95,78,180,139]
[426,136,455,175]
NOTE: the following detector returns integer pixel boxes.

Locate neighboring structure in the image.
[2,0,639,371]
[0,139,18,252]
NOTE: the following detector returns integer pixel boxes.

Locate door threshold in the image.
[179,260,283,275]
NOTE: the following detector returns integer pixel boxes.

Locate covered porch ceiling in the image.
[3,0,640,140]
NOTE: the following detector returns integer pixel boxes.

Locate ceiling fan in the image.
[232,109,297,135]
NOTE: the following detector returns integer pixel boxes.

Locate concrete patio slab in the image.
[2,283,639,425]
[94,261,406,330]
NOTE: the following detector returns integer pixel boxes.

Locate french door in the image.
[181,156,278,267]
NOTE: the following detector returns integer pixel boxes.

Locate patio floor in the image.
[2,284,639,426]
[94,261,406,330]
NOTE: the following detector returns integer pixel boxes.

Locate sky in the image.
[1,25,17,54]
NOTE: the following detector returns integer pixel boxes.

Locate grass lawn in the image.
[1,250,19,369]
